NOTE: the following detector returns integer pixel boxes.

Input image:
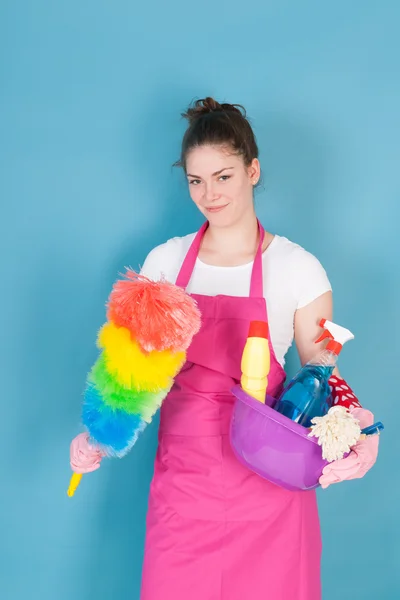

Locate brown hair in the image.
[176,97,259,171]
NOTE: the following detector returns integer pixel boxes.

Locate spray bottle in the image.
[241,321,271,403]
[274,319,354,427]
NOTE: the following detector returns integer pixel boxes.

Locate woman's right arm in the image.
[69,245,166,472]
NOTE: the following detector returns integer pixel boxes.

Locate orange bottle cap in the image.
[248,321,269,339]
[326,340,343,355]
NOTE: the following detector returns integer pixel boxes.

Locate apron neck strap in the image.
[175,220,265,298]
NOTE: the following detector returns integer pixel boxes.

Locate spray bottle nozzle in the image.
[315,319,354,355]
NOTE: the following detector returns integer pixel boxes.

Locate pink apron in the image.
[140,222,322,600]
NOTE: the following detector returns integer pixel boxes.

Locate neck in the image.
[203,212,260,256]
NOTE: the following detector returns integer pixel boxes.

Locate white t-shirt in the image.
[140,233,332,367]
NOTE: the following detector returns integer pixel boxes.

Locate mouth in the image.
[206,204,228,213]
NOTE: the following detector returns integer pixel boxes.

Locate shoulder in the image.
[268,234,315,261]
[268,235,326,271]
[268,235,332,308]
[140,232,196,281]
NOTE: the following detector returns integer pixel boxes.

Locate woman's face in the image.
[185,145,260,226]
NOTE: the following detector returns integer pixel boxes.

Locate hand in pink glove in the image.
[319,408,379,490]
[70,432,104,474]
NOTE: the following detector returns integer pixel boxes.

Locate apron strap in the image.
[250,221,265,298]
[175,220,265,299]
[175,222,209,289]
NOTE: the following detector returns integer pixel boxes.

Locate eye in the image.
[189,179,202,186]
[219,175,231,181]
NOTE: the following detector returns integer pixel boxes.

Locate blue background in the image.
[1,1,398,598]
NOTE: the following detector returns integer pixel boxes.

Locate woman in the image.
[71,98,379,599]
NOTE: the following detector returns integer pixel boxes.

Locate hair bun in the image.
[177,96,258,170]
[183,97,245,123]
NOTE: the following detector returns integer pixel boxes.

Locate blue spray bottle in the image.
[274,319,354,427]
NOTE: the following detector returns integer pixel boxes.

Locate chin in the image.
[202,204,230,223]
[206,213,233,227]
[208,209,248,229]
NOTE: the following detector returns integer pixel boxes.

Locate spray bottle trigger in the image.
[315,330,334,344]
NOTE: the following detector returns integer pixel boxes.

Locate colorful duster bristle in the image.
[107,271,201,352]
[82,270,201,458]
[68,270,201,495]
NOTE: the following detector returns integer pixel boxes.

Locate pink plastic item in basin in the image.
[230,385,328,491]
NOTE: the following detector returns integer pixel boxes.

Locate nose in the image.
[204,181,220,203]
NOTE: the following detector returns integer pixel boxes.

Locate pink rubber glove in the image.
[319,408,379,489]
[70,432,104,474]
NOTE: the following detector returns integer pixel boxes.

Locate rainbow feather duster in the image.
[68,270,201,495]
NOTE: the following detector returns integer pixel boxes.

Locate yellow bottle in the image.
[240,321,270,403]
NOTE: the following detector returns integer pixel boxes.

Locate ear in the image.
[247,159,261,184]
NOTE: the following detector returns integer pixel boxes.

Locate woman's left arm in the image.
[294,291,361,409]
[294,291,379,488]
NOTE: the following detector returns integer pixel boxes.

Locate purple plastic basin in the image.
[230,385,328,492]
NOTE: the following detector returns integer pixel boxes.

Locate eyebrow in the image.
[187,167,234,178]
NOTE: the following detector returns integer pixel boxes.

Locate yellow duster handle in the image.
[67,472,82,497]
